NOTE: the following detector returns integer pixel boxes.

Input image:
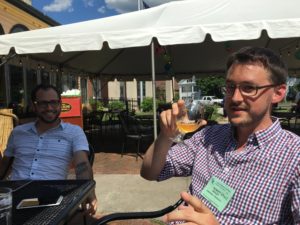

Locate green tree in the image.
[196,76,225,98]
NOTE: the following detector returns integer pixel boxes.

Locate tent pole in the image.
[151,41,157,139]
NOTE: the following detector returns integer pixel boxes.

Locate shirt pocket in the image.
[43,138,72,159]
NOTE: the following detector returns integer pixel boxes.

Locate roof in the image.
[6,0,60,26]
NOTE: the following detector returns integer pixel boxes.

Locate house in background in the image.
[178,76,201,102]
[106,79,177,111]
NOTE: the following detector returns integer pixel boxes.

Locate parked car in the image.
[195,96,223,106]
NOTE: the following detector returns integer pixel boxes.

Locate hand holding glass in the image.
[172,101,204,143]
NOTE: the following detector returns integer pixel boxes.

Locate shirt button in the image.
[224,167,230,172]
[40,137,43,139]
[31,172,34,175]
[37,149,39,151]
[35,159,37,161]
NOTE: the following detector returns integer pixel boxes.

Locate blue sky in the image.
[31,0,179,25]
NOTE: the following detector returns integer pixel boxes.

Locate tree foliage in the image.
[196,76,225,98]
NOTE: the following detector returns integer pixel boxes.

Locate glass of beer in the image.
[0,187,12,225]
[172,100,204,143]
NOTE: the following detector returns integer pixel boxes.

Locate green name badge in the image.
[200,176,235,212]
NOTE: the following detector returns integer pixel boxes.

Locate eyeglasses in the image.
[34,100,61,108]
[224,83,277,97]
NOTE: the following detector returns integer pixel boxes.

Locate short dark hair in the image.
[226,46,288,85]
[31,84,61,102]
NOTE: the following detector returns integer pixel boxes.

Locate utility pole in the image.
[137,0,144,108]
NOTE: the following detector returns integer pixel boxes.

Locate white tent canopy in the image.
[1,0,300,79]
[1,0,300,137]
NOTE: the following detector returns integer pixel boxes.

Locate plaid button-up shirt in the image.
[158,119,300,224]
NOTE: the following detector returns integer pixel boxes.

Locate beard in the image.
[228,106,270,128]
[36,110,61,124]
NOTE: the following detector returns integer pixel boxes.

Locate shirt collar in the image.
[229,117,282,149]
[254,117,282,148]
[28,119,66,134]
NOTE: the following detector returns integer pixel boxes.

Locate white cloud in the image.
[43,0,73,12]
[105,0,180,14]
[97,6,106,14]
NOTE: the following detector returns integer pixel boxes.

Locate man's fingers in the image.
[83,198,97,216]
[177,99,185,108]
[163,209,190,223]
[172,102,180,116]
[160,110,173,128]
[181,192,212,214]
[159,100,187,137]
[164,193,219,225]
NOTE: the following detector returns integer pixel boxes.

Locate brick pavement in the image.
[85,152,164,225]
[92,152,143,174]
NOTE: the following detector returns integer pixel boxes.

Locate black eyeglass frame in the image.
[33,100,61,108]
[224,83,278,97]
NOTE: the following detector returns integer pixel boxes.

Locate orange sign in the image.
[60,97,81,118]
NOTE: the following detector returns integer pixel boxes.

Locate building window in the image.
[182,85,192,92]
[26,69,37,104]
[9,24,29,33]
[0,24,4,35]
[0,66,6,107]
[137,81,146,99]
[60,74,77,92]
[80,78,87,104]
[9,65,24,115]
[120,81,125,99]
[41,70,50,85]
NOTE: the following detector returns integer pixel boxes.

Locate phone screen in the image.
[16,195,63,209]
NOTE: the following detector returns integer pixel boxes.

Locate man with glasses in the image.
[0,84,97,215]
[141,47,300,224]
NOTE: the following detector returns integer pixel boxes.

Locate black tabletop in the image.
[0,179,95,225]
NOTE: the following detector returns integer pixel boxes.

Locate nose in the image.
[231,86,244,102]
[45,103,55,110]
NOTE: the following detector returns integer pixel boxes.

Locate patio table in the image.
[0,179,95,225]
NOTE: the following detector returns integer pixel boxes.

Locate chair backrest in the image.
[88,143,95,167]
[0,109,19,156]
[119,112,141,135]
[90,111,104,124]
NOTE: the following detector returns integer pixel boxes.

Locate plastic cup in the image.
[0,188,12,225]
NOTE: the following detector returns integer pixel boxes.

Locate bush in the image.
[141,97,153,112]
[89,99,104,111]
[108,100,125,111]
[141,97,167,112]
[203,105,215,120]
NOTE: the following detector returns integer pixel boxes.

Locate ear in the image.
[272,84,286,104]
[31,102,37,112]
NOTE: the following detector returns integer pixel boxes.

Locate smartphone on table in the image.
[16,195,63,209]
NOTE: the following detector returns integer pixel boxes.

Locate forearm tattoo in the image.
[75,162,92,179]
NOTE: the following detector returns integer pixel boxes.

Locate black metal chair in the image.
[84,111,105,136]
[0,111,18,180]
[119,112,154,160]
[0,157,14,180]
[92,198,183,225]
[88,143,95,167]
